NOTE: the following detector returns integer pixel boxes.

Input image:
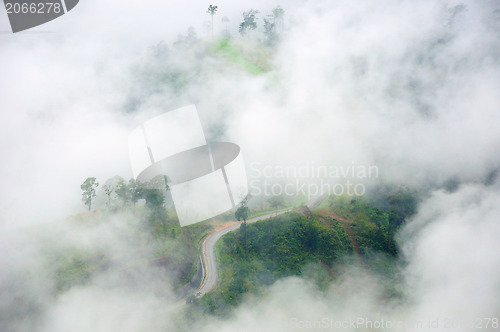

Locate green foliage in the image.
[328,190,417,255]
[235,206,249,222]
[235,194,251,255]
[115,177,130,205]
[102,184,114,207]
[207,5,218,15]
[263,16,275,43]
[128,178,142,206]
[195,212,352,315]
[143,188,167,222]
[143,188,165,208]
[210,39,265,74]
[53,251,95,293]
[76,173,210,289]
[80,177,99,211]
[235,194,251,222]
[239,9,259,36]
[263,6,284,45]
[272,6,285,19]
[387,188,417,227]
[206,5,218,37]
[107,175,170,224]
[139,175,170,230]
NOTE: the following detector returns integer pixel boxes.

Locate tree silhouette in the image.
[268,195,284,217]
[239,9,259,37]
[81,177,99,211]
[102,184,114,208]
[207,5,218,37]
[235,195,251,255]
[115,177,130,206]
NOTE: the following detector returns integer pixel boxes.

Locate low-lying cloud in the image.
[1,0,499,331]
[197,182,500,331]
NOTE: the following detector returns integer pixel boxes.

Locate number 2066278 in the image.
[5,2,62,14]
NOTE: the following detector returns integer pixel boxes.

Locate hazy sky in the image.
[1,0,499,224]
[0,0,286,224]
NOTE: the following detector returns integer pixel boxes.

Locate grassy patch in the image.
[209,39,265,75]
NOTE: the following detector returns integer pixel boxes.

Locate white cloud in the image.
[1,0,499,331]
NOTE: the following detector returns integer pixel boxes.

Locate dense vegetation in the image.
[78,175,418,318]
[188,188,418,316]
[326,187,418,255]
[194,211,352,316]
[74,176,297,296]
[74,3,419,316]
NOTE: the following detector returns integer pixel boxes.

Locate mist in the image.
[1,0,500,331]
[194,182,500,331]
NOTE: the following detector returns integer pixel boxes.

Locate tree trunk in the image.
[387,224,393,252]
[244,220,247,256]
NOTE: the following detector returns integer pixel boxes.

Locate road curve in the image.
[196,210,290,296]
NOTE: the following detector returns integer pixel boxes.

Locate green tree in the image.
[115,177,130,206]
[272,6,285,34]
[143,188,165,209]
[102,184,114,208]
[239,9,259,37]
[263,16,275,43]
[142,176,170,233]
[264,7,285,45]
[235,195,251,255]
[387,188,417,225]
[81,177,99,211]
[143,187,168,232]
[128,178,142,208]
[207,5,218,37]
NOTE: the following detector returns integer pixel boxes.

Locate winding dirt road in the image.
[195,210,290,296]
[194,196,326,297]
